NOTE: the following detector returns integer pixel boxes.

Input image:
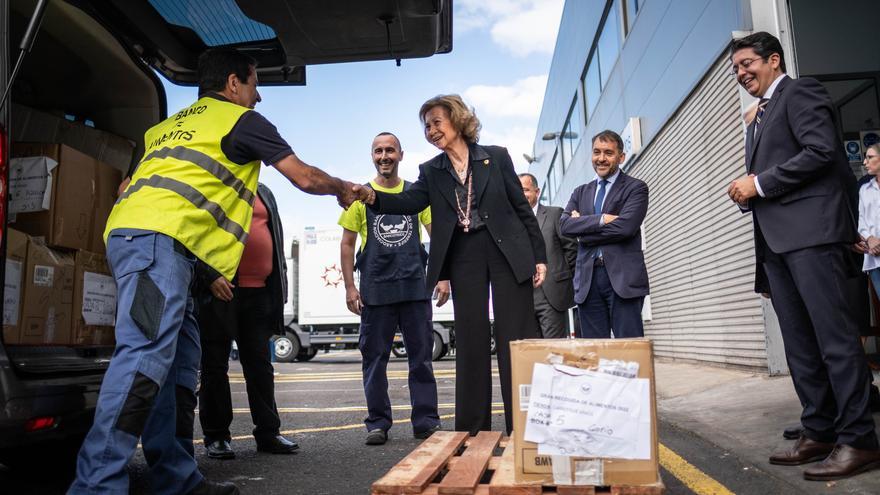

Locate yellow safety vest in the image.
[105,96,261,280]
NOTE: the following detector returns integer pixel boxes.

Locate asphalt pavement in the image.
[2,350,877,494]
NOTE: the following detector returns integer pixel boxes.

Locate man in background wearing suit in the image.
[559,130,649,339]
[728,31,879,480]
[519,173,577,338]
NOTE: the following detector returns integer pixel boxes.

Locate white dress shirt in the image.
[859,178,880,271]
[595,169,621,225]
[753,74,787,198]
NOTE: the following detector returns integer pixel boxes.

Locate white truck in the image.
[273,225,460,362]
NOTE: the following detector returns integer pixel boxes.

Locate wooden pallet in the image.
[371,431,665,495]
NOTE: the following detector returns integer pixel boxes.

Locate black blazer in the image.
[560,172,650,302]
[746,75,859,260]
[369,143,547,288]
[535,204,577,311]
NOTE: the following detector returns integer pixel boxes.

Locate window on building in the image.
[553,152,564,199]
[583,55,601,119]
[546,167,555,203]
[563,95,582,168]
[597,0,621,87]
[540,182,549,205]
[625,0,642,34]
[547,150,560,203]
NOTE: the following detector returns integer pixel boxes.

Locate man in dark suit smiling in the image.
[728,31,879,481]
[560,130,649,339]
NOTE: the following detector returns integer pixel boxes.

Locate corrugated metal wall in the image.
[627,53,768,370]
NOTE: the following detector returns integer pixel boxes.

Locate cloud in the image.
[479,125,539,174]
[464,75,548,119]
[456,0,564,57]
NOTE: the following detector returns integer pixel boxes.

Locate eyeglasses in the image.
[730,57,765,75]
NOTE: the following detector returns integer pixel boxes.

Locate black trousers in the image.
[448,229,537,435]
[762,243,878,450]
[576,264,644,338]
[198,286,281,443]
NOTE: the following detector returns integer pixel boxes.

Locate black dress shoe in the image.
[205,440,235,460]
[365,429,388,445]
[256,434,300,454]
[783,425,804,440]
[414,424,441,440]
[803,444,880,481]
[186,479,240,495]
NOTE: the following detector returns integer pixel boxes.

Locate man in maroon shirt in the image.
[195,182,297,459]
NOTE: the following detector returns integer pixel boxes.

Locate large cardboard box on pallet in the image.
[9,143,122,252]
[19,239,75,345]
[72,251,117,346]
[3,229,29,344]
[511,338,659,486]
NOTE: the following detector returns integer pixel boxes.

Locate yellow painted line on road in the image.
[224,402,505,414]
[659,443,735,495]
[229,410,506,441]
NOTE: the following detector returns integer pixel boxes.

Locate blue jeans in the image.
[69,230,202,495]
[869,269,880,301]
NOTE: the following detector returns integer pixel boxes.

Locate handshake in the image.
[337,181,376,209]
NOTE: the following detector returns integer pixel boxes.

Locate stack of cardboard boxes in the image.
[2,106,133,346]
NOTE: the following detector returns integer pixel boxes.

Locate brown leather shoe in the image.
[769,435,835,466]
[803,445,880,481]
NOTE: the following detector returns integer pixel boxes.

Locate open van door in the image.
[74,0,453,85]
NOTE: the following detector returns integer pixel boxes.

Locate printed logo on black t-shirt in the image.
[373,215,414,248]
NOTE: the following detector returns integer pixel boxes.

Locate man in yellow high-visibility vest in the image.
[69,48,366,495]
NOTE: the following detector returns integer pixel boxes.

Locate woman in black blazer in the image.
[363,94,547,434]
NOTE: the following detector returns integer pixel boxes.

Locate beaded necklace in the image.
[455,167,473,232]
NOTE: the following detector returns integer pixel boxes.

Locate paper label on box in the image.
[82,272,117,326]
[34,265,54,286]
[3,260,23,326]
[519,384,531,411]
[598,358,640,379]
[525,363,652,460]
[8,156,57,214]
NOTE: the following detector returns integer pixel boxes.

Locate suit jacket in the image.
[560,172,650,303]
[745,75,859,265]
[535,204,577,311]
[369,143,547,289]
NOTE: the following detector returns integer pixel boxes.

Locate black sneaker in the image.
[205,440,235,460]
[365,429,388,445]
[186,479,240,495]
[414,424,441,440]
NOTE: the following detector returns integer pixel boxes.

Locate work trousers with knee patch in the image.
[69,230,203,495]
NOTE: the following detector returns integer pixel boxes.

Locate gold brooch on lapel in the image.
[483,159,489,166]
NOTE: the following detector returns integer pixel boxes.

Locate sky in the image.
[161,0,564,254]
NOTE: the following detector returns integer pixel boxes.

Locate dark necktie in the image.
[755,98,769,131]
[594,179,607,259]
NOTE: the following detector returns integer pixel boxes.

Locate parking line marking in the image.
[659,443,735,495]
[228,411,505,441]
[222,402,505,414]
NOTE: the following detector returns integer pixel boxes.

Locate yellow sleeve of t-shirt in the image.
[338,201,366,239]
[419,206,432,229]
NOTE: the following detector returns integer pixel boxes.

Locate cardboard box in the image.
[510,339,659,486]
[19,239,75,345]
[10,143,121,252]
[3,229,29,344]
[72,251,116,346]
[12,103,135,173]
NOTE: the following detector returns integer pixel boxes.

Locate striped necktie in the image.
[755,98,769,129]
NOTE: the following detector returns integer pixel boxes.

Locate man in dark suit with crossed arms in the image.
[728,31,880,480]
[519,173,577,338]
[560,130,649,338]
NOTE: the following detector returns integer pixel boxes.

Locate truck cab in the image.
[0,0,451,471]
